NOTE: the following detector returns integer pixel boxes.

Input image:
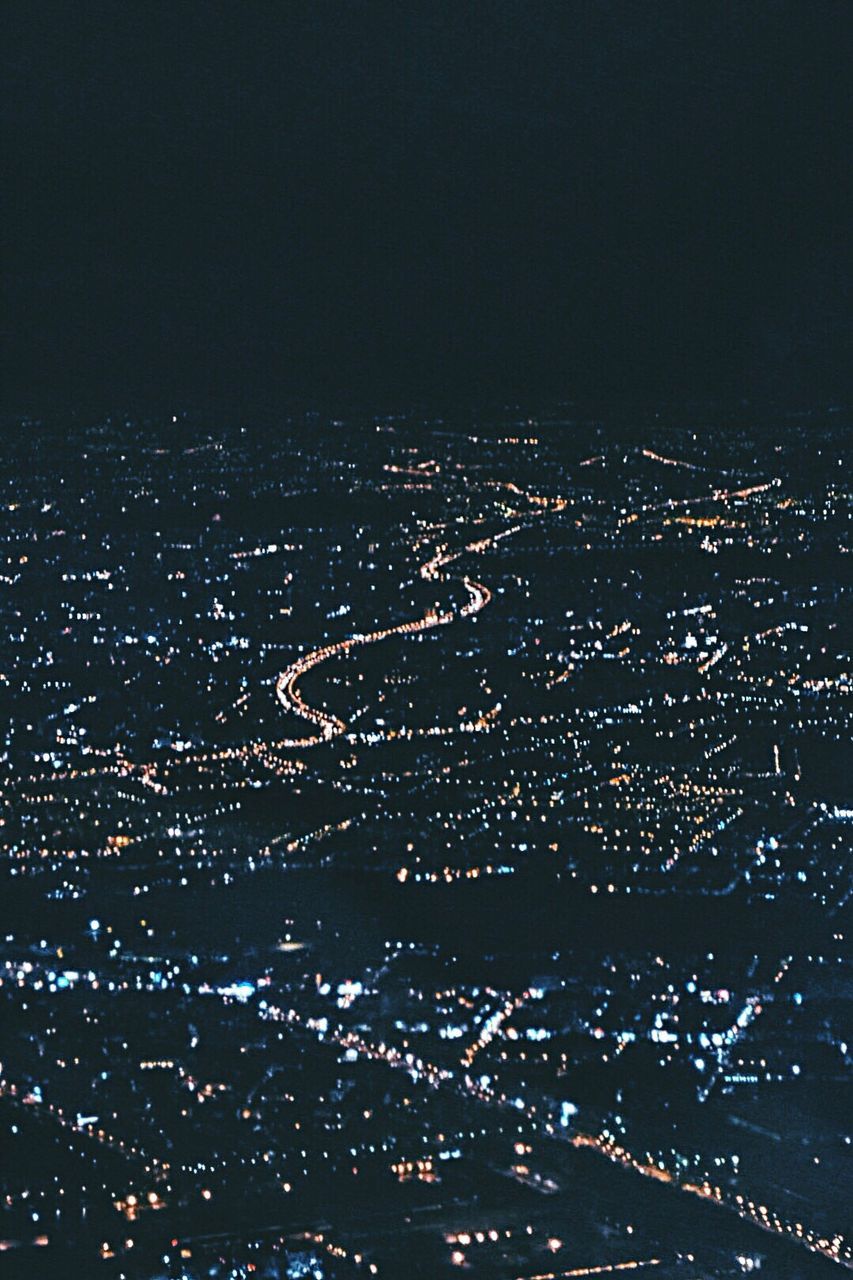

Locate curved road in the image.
[274,559,491,748]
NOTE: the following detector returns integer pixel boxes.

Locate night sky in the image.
[4,1,852,409]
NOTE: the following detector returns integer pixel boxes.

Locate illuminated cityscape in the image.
[0,407,849,1279]
[4,0,852,1273]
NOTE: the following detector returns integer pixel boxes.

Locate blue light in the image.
[560,1100,578,1125]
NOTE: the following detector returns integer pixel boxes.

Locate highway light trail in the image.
[273,495,555,747]
[274,546,494,748]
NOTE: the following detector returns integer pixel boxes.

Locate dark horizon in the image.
[5,1,853,410]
